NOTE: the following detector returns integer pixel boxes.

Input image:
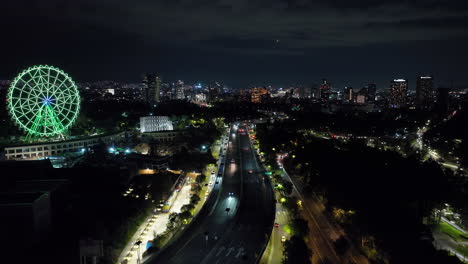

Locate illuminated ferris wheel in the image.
[7,65,80,138]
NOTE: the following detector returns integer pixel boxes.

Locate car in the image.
[274,223,279,228]
[243,147,249,151]
[228,192,234,197]
[248,170,253,174]
[231,159,235,163]
[281,236,286,243]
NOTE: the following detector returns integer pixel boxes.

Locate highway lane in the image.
[260,194,289,264]
[281,167,369,264]
[201,127,275,264]
[145,124,275,264]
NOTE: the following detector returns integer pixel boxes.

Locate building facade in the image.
[251,87,268,103]
[140,130,184,142]
[3,133,122,160]
[143,74,161,104]
[140,116,174,133]
[416,76,434,109]
[176,80,185,100]
[389,79,408,108]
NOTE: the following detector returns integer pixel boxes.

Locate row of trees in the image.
[151,162,210,252]
[257,119,466,264]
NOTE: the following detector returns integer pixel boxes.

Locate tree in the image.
[334,236,349,255]
[179,211,192,222]
[282,235,311,264]
[167,213,181,230]
[190,194,201,205]
[191,184,201,193]
[181,203,195,212]
[291,217,309,237]
[195,174,206,184]
[283,197,299,216]
[282,180,293,196]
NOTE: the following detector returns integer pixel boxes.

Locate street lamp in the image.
[135,240,142,264]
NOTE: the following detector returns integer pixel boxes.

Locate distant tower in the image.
[343,87,353,102]
[416,76,434,110]
[143,74,161,104]
[436,88,450,115]
[176,80,185,100]
[320,79,331,100]
[389,79,408,108]
[251,86,268,103]
[367,83,377,102]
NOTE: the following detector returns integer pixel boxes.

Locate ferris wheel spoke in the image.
[17,78,42,99]
[49,69,62,98]
[15,107,40,125]
[13,100,40,112]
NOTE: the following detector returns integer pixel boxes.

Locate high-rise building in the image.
[176,80,185,100]
[416,76,434,109]
[320,79,331,100]
[143,74,161,104]
[367,83,377,102]
[343,87,353,102]
[436,88,450,115]
[251,87,268,103]
[389,79,408,108]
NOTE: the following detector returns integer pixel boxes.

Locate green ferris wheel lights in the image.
[7,65,80,138]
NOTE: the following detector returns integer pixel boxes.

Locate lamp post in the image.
[135,240,142,264]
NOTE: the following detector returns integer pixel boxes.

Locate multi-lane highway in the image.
[145,124,275,264]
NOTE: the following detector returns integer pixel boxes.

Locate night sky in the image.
[2,0,468,89]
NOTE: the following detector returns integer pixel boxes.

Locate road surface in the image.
[145,124,275,264]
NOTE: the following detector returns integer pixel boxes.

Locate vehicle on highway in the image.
[274,223,279,228]
[248,170,253,174]
[228,192,234,197]
[281,236,286,243]
[231,159,235,163]
[243,147,249,151]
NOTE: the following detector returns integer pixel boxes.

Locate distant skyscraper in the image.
[367,83,377,102]
[320,79,331,100]
[436,88,450,115]
[251,87,268,103]
[176,80,185,100]
[343,87,353,102]
[416,76,434,110]
[389,79,408,108]
[143,74,161,104]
